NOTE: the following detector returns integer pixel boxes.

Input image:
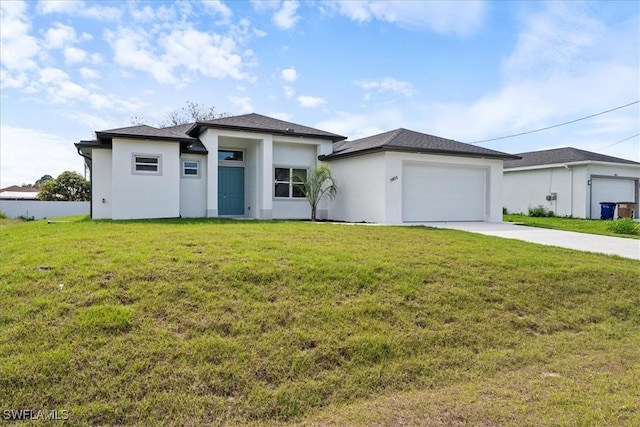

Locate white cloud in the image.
[42,22,78,49]
[254,28,268,38]
[0,1,39,71]
[129,5,156,22]
[281,67,298,82]
[89,53,103,64]
[326,0,487,36]
[426,4,639,144]
[79,67,100,80]
[105,28,176,84]
[356,77,418,97]
[250,1,280,13]
[503,3,604,80]
[283,85,295,98]
[229,96,254,113]
[273,1,300,29]
[0,69,29,88]
[0,125,85,187]
[30,66,145,112]
[37,0,122,21]
[105,25,249,85]
[162,28,247,80]
[388,3,639,162]
[315,109,405,140]
[202,0,233,24]
[298,95,327,108]
[64,46,87,64]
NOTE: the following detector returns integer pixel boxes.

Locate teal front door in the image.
[218,167,244,215]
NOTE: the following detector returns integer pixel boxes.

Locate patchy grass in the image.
[1,217,639,425]
[505,214,640,239]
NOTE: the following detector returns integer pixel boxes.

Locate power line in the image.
[597,133,640,150]
[469,100,640,144]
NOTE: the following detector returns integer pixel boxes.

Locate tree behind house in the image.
[38,171,90,201]
[131,101,231,128]
[35,174,54,187]
[294,164,338,221]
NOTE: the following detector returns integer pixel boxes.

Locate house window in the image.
[274,167,307,198]
[132,154,162,175]
[218,150,244,161]
[182,160,200,178]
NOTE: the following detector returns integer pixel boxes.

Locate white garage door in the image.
[403,163,486,222]
[590,177,636,219]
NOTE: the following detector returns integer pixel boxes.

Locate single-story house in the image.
[0,185,40,200]
[75,113,518,223]
[503,147,640,219]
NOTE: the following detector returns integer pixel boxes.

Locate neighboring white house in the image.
[0,185,40,200]
[75,113,518,223]
[503,147,640,219]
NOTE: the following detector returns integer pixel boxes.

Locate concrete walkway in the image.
[423,222,640,260]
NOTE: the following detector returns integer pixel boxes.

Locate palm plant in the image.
[294,164,338,221]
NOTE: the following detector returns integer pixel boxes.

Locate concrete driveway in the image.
[424,222,640,260]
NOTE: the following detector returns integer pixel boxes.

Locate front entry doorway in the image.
[218,166,244,215]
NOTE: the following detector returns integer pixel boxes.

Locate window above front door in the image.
[218,150,244,162]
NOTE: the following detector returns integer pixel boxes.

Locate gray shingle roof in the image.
[323,128,520,160]
[96,124,198,143]
[80,124,206,154]
[187,113,346,142]
[505,147,640,169]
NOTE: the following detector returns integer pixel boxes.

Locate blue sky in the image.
[1,0,638,186]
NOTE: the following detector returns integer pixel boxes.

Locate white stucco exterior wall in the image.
[91,148,112,219]
[273,141,319,219]
[179,154,207,218]
[199,130,219,217]
[111,138,180,219]
[328,152,387,223]
[503,166,576,216]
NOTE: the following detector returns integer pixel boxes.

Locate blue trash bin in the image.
[600,202,616,220]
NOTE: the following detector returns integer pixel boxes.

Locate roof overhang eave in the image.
[322,145,520,161]
[95,131,196,144]
[191,122,346,142]
[505,160,640,171]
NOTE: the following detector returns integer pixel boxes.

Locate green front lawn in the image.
[1,217,639,425]
[504,214,640,239]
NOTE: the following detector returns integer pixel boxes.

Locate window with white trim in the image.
[132,154,162,175]
[274,167,307,198]
[182,160,200,178]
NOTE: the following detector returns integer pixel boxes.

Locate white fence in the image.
[0,200,90,220]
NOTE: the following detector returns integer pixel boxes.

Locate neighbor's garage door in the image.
[590,177,636,219]
[402,163,486,222]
